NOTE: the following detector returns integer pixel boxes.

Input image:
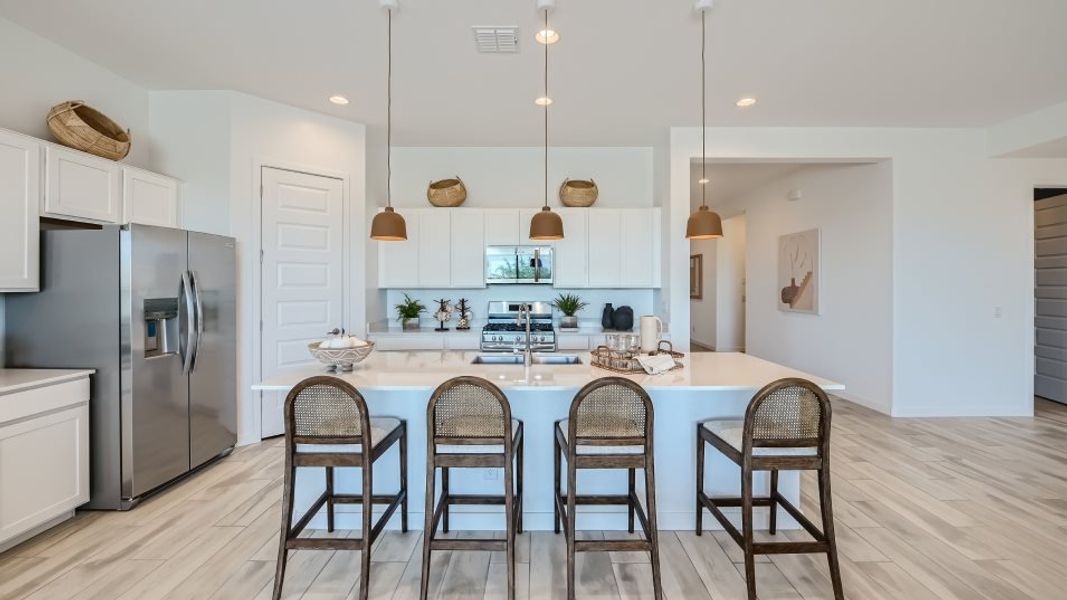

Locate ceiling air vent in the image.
[472,26,520,53]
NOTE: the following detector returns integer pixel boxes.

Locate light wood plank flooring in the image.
[2,398,1067,599]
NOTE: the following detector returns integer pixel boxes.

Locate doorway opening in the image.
[1034,187,1067,405]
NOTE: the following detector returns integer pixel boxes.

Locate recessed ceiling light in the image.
[536,29,560,44]
[535,96,553,106]
[736,97,757,108]
[329,95,350,105]
[698,178,710,184]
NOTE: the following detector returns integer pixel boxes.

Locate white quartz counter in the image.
[0,369,95,397]
[253,351,842,393]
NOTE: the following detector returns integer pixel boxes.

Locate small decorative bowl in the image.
[307,341,375,371]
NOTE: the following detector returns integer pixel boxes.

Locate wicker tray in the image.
[307,341,374,371]
[590,340,684,374]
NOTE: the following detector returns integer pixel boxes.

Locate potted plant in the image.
[551,293,588,331]
[395,294,426,331]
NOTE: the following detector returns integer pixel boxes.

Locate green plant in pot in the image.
[395,294,426,331]
[551,293,588,331]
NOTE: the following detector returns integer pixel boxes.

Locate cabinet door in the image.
[418,209,451,287]
[378,208,420,288]
[587,209,622,287]
[123,168,179,227]
[0,130,40,292]
[651,208,663,288]
[620,209,655,287]
[552,208,588,287]
[44,145,122,223]
[450,209,485,288]
[484,209,519,246]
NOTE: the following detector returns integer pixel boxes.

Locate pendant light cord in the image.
[543,9,550,210]
[386,8,393,209]
[700,8,707,209]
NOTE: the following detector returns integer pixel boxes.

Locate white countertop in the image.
[253,351,842,393]
[0,369,95,396]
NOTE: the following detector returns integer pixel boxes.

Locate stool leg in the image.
[695,428,705,535]
[504,447,517,600]
[272,458,296,600]
[819,466,845,599]
[741,464,757,600]
[442,467,450,534]
[627,468,636,534]
[325,466,335,533]
[553,433,562,535]
[517,430,525,535]
[358,464,373,600]
[645,455,663,600]
[400,423,409,533]
[420,461,436,600]
[769,469,779,535]
[566,458,577,600]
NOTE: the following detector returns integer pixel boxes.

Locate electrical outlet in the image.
[484,469,499,481]
[993,306,1002,319]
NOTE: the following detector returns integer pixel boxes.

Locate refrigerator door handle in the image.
[179,271,197,375]
[189,270,204,372]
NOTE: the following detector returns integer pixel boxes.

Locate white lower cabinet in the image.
[43,145,122,223]
[0,130,40,292]
[557,335,592,351]
[0,375,91,551]
[123,167,179,227]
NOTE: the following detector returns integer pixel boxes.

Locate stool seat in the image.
[556,419,644,454]
[438,419,522,453]
[296,417,403,453]
[700,419,817,456]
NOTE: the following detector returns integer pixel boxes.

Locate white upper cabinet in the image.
[587,209,622,287]
[484,209,520,246]
[451,209,486,288]
[0,130,40,292]
[620,208,655,287]
[43,145,122,223]
[553,207,589,288]
[378,208,421,288]
[418,209,452,287]
[123,167,179,227]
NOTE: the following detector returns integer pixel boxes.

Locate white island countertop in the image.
[0,369,95,397]
[253,351,842,393]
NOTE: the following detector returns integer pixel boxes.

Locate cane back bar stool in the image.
[554,377,662,600]
[273,376,408,600]
[421,376,524,600]
[696,377,843,600]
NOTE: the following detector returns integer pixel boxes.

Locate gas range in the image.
[480,301,557,352]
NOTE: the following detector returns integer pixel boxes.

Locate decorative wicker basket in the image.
[590,340,684,374]
[559,178,598,207]
[307,341,375,371]
[46,101,131,161]
[427,177,467,207]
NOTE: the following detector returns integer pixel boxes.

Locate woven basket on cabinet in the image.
[46,101,131,161]
[427,177,467,207]
[559,178,598,207]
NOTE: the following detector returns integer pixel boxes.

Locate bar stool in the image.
[273,376,408,600]
[554,377,662,600]
[695,377,843,600]
[421,376,524,600]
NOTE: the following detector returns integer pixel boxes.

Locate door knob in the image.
[327,328,344,336]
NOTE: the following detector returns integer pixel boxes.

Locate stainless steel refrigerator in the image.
[5,224,237,509]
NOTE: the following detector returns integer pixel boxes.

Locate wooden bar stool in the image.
[273,376,408,600]
[421,376,524,600]
[695,377,843,600]
[554,377,662,600]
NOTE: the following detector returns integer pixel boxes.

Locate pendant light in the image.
[370,0,407,241]
[529,0,564,241]
[686,1,724,240]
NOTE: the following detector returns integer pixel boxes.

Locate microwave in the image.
[485,246,553,284]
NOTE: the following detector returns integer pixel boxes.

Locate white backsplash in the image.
[382,286,655,330]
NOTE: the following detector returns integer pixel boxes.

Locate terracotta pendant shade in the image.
[529,205,564,240]
[370,206,407,241]
[686,205,723,240]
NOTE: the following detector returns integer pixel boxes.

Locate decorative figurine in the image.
[433,298,454,332]
[455,298,473,330]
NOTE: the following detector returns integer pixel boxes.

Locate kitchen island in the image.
[253,351,843,531]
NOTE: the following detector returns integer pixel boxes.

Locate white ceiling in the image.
[4,0,1067,146]
[690,161,805,207]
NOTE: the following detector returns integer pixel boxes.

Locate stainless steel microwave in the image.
[485,246,553,284]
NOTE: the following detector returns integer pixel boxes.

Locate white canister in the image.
[639,315,664,353]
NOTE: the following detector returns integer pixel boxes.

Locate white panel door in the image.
[620,209,654,287]
[260,168,345,437]
[484,209,520,246]
[0,130,40,292]
[418,209,452,287]
[123,167,179,227]
[378,209,420,288]
[553,208,588,287]
[43,145,121,223]
[450,209,485,288]
[1035,194,1067,404]
[587,209,622,287]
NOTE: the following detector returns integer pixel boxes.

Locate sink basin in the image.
[471,354,582,365]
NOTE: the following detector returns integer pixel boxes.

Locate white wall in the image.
[689,239,717,348]
[390,147,654,208]
[150,91,368,445]
[670,127,1067,417]
[715,215,747,352]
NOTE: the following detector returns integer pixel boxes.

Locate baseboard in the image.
[832,391,891,415]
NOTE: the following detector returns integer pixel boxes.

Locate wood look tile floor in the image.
[3,398,1067,599]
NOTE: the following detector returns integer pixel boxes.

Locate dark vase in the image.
[613,306,635,331]
[601,303,615,329]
